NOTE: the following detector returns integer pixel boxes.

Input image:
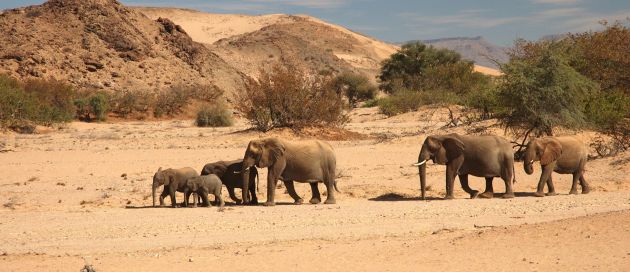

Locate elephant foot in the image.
[478,192,494,199]
[569,189,579,195]
[250,199,259,205]
[310,198,321,204]
[469,190,479,199]
[234,199,243,205]
[262,201,276,207]
[324,198,336,204]
[582,187,591,194]
[443,195,455,200]
[533,191,545,197]
[545,191,558,196]
[294,198,304,205]
[502,192,515,199]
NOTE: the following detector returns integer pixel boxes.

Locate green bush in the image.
[110,90,152,118]
[333,72,377,108]
[377,89,460,116]
[196,102,233,127]
[464,87,500,120]
[89,92,110,122]
[585,90,630,130]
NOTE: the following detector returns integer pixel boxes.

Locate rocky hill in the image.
[138,8,398,81]
[0,0,243,93]
[419,36,509,69]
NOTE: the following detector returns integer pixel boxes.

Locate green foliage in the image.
[585,90,630,130]
[377,89,460,117]
[0,75,77,131]
[378,42,490,94]
[235,64,347,131]
[496,41,598,137]
[333,72,377,108]
[464,87,500,120]
[196,102,233,127]
[89,92,110,122]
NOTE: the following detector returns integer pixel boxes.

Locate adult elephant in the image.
[152,167,199,207]
[201,159,259,204]
[415,133,515,200]
[523,136,590,197]
[240,137,338,206]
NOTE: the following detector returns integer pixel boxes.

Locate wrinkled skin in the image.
[201,159,258,205]
[241,137,339,206]
[417,133,516,200]
[523,136,590,197]
[183,175,225,208]
[152,167,199,207]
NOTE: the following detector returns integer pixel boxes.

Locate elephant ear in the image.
[258,138,285,168]
[426,136,447,164]
[163,173,173,186]
[443,137,465,161]
[213,163,228,177]
[540,139,562,165]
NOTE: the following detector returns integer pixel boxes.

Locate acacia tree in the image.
[496,41,598,139]
[378,41,489,94]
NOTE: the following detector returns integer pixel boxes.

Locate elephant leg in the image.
[201,192,209,207]
[183,190,190,207]
[249,183,258,205]
[168,186,177,208]
[324,178,336,204]
[569,172,580,195]
[502,171,515,199]
[309,182,321,204]
[263,172,278,206]
[479,177,494,199]
[546,176,557,196]
[227,186,241,204]
[444,169,457,200]
[458,174,479,199]
[579,175,590,194]
[284,180,304,205]
[534,165,554,197]
[215,189,225,208]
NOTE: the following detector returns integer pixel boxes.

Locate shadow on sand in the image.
[368,192,443,202]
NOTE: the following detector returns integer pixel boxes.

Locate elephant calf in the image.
[152,167,199,207]
[201,159,258,205]
[523,136,590,197]
[184,175,225,208]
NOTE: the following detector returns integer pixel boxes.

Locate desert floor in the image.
[1,107,629,271]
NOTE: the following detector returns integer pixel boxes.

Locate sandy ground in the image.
[0,107,629,271]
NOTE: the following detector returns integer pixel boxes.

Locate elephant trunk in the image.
[417,145,430,200]
[523,148,535,175]
[241,158,255,204]
[419,163,427,200]
[152,181,158,207]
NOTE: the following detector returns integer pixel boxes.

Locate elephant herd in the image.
[151,133,591,208]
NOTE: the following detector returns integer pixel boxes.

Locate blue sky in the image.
[2,0,628,45]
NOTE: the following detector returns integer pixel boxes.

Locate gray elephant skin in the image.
[183,175,225,208]
[152,167,199,207]
[416,133,516,200]
[241,137,339,206]
[201,159,258,204]
[523,136,590,197]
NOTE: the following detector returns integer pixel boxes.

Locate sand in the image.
[0,106,628,271]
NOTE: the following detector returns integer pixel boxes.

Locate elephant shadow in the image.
[368,193,444,202]
[125,202,241,209]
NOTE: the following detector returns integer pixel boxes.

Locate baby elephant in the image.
[184,175,225,208]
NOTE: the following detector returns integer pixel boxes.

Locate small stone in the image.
[188,257,194,262]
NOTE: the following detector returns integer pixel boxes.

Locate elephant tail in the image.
[334,179,341,193]
[256,171,260,193]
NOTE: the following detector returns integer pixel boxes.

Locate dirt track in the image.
[1,107,629,271]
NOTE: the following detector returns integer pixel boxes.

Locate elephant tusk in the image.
[233,171,241,174]
[413,160,427,166]
[529,160,534,164]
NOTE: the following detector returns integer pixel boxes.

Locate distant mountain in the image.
[403,36,508,69]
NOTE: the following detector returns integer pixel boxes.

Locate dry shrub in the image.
[196,101,233,127]
[109,90,153,118]
[153,84,223,118]
[235,64,347,131]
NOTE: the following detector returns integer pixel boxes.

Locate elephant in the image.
[201,159,259,204]
[152,167,199,207]
[183,175,225,208]
[240,137,339,206]
[523,136,590,197]
[416,133,516,200]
